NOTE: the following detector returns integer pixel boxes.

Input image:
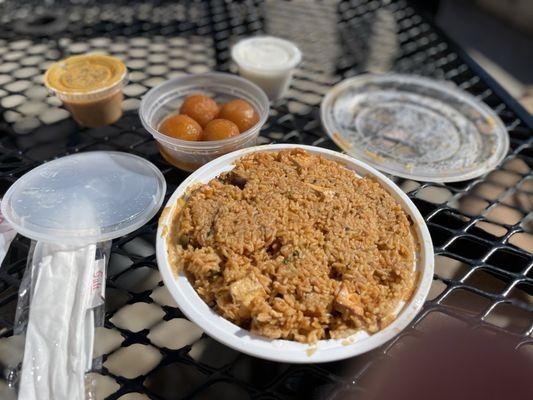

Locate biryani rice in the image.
[167,149,416,343]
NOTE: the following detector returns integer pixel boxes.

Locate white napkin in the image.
[18,242,97,400]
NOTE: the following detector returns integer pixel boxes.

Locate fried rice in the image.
[167,149,416,343]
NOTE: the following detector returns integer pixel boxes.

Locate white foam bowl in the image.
[156,144,434,363]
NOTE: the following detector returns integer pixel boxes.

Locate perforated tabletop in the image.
[0,1,532,399]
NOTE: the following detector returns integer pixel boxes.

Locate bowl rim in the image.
[156,144,434,363]
[139,72,270,150]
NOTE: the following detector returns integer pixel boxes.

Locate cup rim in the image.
[231,36,302,74]
[44,53,128,99]
[139,72,270,150]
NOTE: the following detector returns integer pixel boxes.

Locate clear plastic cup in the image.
[139,72,270,172]
[231,36,302,101]
[44,54,127,128]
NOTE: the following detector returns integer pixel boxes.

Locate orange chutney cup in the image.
[44,54,127,128]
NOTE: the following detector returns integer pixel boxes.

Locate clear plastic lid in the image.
[1,152,166,245]
[320,74,509,182]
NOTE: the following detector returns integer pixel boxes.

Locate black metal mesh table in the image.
[0,1,532,399]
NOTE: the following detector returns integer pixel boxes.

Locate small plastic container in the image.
[139,72,269,172]
[231,36,302,101]
[44,54,127,128]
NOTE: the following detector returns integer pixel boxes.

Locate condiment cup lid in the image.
[321,74,509,182]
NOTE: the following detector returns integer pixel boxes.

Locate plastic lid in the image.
[321,74,509,182]
[44,54,127,98]
[1,152,166,245]
[231,36,302,73]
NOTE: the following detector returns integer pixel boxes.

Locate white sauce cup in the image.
[232,36,302,101]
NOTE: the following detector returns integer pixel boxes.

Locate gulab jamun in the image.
[180,94,219,127]
[219,99,259,133]
[159,114,202,141]
[202,119,240,141]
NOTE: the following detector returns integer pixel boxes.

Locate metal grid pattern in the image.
[0,0,531,399]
